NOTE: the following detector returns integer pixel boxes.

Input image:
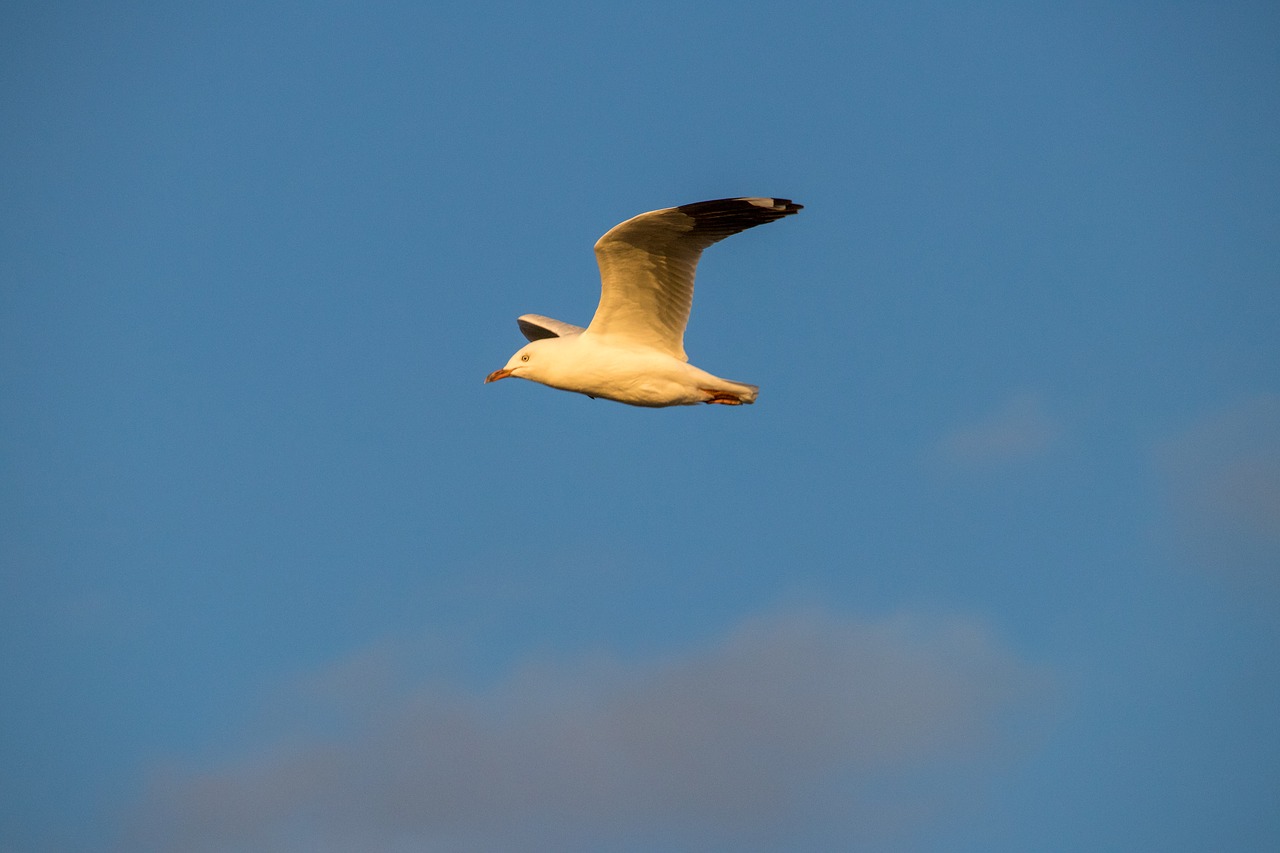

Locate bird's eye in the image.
[520,354,530,362]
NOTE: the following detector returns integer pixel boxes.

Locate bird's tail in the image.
[703,379,758,405]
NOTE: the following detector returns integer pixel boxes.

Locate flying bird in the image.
[485,196,803,407]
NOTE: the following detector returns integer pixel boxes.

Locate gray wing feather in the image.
[517,314,586,342]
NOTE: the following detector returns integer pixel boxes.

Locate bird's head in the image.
[484,338,558,384]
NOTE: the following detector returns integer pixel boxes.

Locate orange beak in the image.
[484,368,513,383]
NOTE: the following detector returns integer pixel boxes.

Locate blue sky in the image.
[2,2,1278,850]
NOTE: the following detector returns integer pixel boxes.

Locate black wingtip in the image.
[677,196,803,213]
[759,197,803,213]
[675,197,803,239]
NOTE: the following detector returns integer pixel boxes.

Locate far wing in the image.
[517,314,586,342]
[586,197,802,360]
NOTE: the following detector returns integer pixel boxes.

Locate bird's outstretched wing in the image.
[517,314,586,342]
[586,197,802,360]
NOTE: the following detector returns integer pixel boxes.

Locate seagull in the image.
[484,196,802,407]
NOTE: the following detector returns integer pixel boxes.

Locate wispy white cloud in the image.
[933,393,1060,467]
[121,608,1049,852]
[1156,393,1280,590]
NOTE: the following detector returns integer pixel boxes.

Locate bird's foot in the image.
[702,390,746,405]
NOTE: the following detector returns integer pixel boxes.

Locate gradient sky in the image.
[3,2,1279,851]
